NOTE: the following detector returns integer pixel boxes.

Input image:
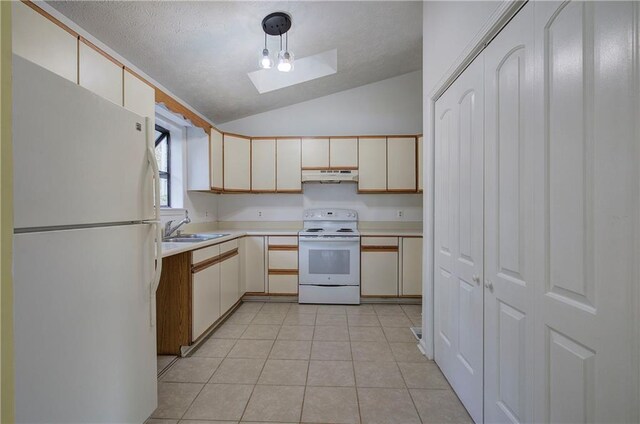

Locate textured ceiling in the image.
[48,1,423,124]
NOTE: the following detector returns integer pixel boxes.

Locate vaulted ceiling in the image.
[48,1,423,124]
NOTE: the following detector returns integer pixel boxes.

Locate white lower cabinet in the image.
[192,260,221,341]
[220,252,240,313]
[400,238,422,296]
[361,236,422,297]
[361,237,399,296]
[244,236,266,293]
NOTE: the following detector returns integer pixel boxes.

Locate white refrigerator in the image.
[12,55,162,423]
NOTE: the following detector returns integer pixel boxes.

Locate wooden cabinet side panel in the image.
[156,252,191,355]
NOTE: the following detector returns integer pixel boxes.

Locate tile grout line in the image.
[347,321,363,424]
[238,312,277,423]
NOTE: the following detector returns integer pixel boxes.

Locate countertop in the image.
[161,228,423,258]
[161,229,299,258]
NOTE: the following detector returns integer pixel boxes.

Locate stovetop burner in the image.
[306,228,323,232]
[336,228,354,233]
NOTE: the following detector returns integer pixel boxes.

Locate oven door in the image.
[299,239,360,286]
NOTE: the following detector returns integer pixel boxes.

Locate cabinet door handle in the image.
[472,274,480,284]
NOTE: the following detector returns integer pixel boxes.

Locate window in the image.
[154,125,171,207]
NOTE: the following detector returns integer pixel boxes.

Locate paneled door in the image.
[532,2,639,423]
[483,3,535,423]
[434,54,485,423]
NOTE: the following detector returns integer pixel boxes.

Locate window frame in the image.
[154,124,171,208]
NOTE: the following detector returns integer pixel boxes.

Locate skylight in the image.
[248,49,338,94]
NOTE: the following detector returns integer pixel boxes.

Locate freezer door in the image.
[12,55,154,229]
[14,224,157,423]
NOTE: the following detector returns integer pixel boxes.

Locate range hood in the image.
[301,170,359,183]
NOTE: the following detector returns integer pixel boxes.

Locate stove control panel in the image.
[303,209,358,221]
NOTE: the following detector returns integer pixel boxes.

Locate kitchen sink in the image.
[162,233,229,243]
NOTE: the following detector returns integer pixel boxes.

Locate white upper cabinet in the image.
[276,138,302,192]
[329,137,358,169]
[123,71,155,121]
[251,138,276,192]
[79,41,123,106]
[417,136,423,191]
[358,137,387,191]
[186,127,210,191]
[223,134,251,191]
[210,128,223,191]
[387,137,416,191]
[12,1,78,83]
[301,138,329,169]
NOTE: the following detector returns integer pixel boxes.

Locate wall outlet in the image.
[397,210,404,218]
[257,211,263,218]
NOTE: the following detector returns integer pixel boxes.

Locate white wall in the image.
[218,184,422,223]
[423,1,501,95]
[220,71,422,136]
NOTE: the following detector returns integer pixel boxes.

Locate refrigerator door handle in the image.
[147,117,163,327]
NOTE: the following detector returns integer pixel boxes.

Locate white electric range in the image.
[298,209,360,304]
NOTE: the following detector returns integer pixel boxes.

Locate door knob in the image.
[484,280,494,292]
[472,274,480,284]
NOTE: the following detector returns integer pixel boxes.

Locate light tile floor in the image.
[148,302,472,424]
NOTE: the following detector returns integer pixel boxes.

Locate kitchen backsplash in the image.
[217,183,422,222]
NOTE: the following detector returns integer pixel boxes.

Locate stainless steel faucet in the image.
[164,210,191,238]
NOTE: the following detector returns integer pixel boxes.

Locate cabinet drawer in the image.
[361,237,399,247]
[268,274,298,294]
[192,244,221,265]
[268,236,298,247]
[220,239,238,254]
[268,250,298,270]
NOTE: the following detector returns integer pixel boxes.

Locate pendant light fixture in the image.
[259,12,294,72]
[259,33,273,69]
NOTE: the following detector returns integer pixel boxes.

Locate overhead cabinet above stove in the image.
[189,132,421,194]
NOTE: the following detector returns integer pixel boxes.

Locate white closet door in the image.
[434,54,484,423]
[484,3,535,423]
[532,2,639,423]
